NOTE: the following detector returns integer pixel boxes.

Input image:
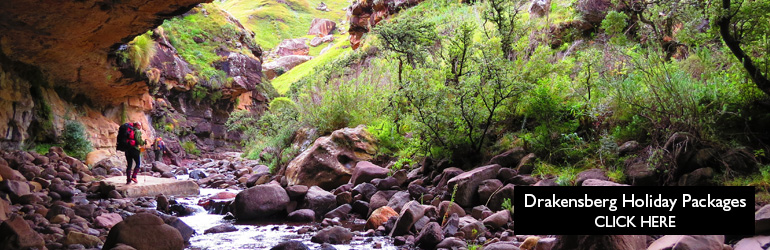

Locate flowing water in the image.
[174,187,397,250]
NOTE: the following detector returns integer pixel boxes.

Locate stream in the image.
[172,186,397,250]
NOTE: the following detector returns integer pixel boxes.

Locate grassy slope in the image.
[218,0,350,50]
[272,39,352,94]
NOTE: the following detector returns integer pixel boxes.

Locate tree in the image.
[374,18,437,84]
[716,0,770,96]
[482,0,526,60]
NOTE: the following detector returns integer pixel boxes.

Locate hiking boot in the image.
[126,179,131,185]
[132,177,138,183]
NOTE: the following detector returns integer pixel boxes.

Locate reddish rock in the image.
[310,35,335,47]
[350,161,389,186]
[482,210,510,229]
[477,179,503,205]
[274,38,309,57]
[232,183,290,220]
[647,235,724,250]
[311,226,352,244]
[288,209,316,222]
[390,201,427,237]
[553,235,647,250]
[0,214,45,249]
[735,236,770,250]
[366,206,398,230]
[301,186,337,219]
[438,201,466,218]
[103,213,184,250]
[575,168,608,186]
[415,222,443,249]
[488,147,528,168]
[308,18,337,36]
[285,125,378,190]
[95,213,124,229]
[447,164,501,207]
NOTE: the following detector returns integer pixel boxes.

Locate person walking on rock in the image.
[152,137,167,163]
[124,122,147,184]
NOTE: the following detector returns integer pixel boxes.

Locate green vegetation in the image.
[227,0,770,196]
[118,31,157,72]
[219,0,349,50]
[181,141,200,156]
[61,120,93,160]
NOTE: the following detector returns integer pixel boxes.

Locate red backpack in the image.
[116,123,136,151]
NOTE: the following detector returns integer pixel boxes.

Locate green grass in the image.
[161,4,258,87]
[218,0,349,50]
[271,39,352,94]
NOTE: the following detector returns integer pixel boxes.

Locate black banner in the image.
[513,186,754,235]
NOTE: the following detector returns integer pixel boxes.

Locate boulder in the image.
[625,162,657,186]
[757,204,770,235]
[478,179,503,205]
[369,190,398,212]
[85,149,112,166]
[156,194,170,212]
[485,241,520,250]
[447,164,501,207]
[204,224,238,234]
[324,204,352,219]
[441,213,460,237]
[335,191,352,206]
[386,191,410,213]
[391,201,427,237]
[63,231,103,248]
[49,183,75,199]
[285,126,377,190]
[0,162,25,181]
[288,209,316,222]
[0,214,45,249]
[301,186,337,219]
[575,169,608,186]
[488,184,515,211]
[552,235,647,250]
[437,237,466,249]
[308,18,337,36]
[647,235,724,250]
[164,216,194,244]
[232,183,290,220]
[152,162,172,176]
[439,200,466,218]
[459,216,486,239]
[416,222,443,249]
[516,153,537,175]
[352,183,378,201]
[262,55,314,80]
[482,210,510,229]
[618,140,640,156]
[271,240,310,250]
[488,147,528,168]
[529,0,552,17]
[582,179,628,186]
[274,38,309,57]
[103,213,184,250]
[0,199,9,221]
[310,35,335,47]
[310,226,352,244]
[734,235,770,250]
[366,206,398,230]
[286,185,309,200]
[678,167,714,186]
[73,204,96,219]
[350,161,389,186]
[1,180,30,203]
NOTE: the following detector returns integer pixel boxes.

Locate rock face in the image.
[232,183,290,220]
[347,0,425,49]
[0,0,205,105]
[447,164,501,207]
[285,125,378,190]
[103,213,184,250]
[308,19,337,36]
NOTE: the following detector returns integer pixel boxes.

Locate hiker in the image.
[152,137,167,163]
[118,121,147,184]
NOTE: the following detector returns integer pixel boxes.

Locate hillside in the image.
[232,0,770,200]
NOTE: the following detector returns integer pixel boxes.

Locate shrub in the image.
[181,141,200,156]
[61,120,93,160]
[119,32,157,72]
